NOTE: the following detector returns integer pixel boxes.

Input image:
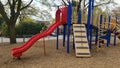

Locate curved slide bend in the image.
[11,21,64,58]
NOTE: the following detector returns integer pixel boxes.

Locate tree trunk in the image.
[7,23,16,44]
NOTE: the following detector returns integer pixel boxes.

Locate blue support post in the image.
[100,15,103,36]
[114,17,117,46]
[89,0,94,49]
[95,28,98,44]
[109,15,111,44]
[56,27,59,50]
[77,9,81,24]
[87,0,92,49]
[73,34,75,49]
[63,24,66,47]
[67,2,72,53]
[95,16,99,44]
[56,6,59,50]
[107,15,111,47]
[89,25,92,49]
[67,25,70,53]
[92,0,94,10]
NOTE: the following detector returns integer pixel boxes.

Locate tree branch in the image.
[62,0,67,6]
[20,0,33,11]
[94,1,111,7]
[84,1,111,11]
[17,0,21,12]
[8,0,12,6]
[9,0,16,16]
[0,2,9,23]
[9,0,16,23]
[77,0,82,12]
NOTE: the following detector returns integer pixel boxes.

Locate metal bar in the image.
[63,25,66,47]
[67,2,72,53]
[87,0,92,49]
[77,9,81,24]
[114,17,117,46]
[56,27,59,50]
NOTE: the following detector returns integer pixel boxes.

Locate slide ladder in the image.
[73,24,91,57]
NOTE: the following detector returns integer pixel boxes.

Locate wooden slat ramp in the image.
[73,24,91,57]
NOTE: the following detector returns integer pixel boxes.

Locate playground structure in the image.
[10,0,120,59]
[95,15,120,48]
[95,15,114,47]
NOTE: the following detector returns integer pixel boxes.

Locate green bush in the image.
[15,22,47,37]
[1,21,47,37]
[1,22,8,37]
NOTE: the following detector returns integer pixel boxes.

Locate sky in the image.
[115,0,120,5]
[111,0,120,8]
[3,0,119,21]
[20,0,120,20]
[50,0,120,18]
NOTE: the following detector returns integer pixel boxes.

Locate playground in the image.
[0,38,120,68]
[0,0,120,68]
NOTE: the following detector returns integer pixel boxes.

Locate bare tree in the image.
[0,0,33,44]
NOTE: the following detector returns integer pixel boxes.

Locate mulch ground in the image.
[0,39,120,68]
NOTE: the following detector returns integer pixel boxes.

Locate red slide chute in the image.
[11,7,68,58]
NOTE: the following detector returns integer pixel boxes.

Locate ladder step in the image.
[75,43,88,47]
[76,47,89,49]
[74,31,86,33]
[76,49,90,52]
[73,28,86,30]
[74,26,85,28]
[74,33,86,36]
[76,41,88,43]
[75,36,87,38]
[75,38,87,42]
[73,24,85,26]
[77,53,90,55]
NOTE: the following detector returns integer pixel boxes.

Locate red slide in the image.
[11,22,63,58]
[11,7,68,58]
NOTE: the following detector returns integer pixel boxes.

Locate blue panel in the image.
[99,36,108,39]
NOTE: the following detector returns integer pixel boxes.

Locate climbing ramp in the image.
[73,24,91,57]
